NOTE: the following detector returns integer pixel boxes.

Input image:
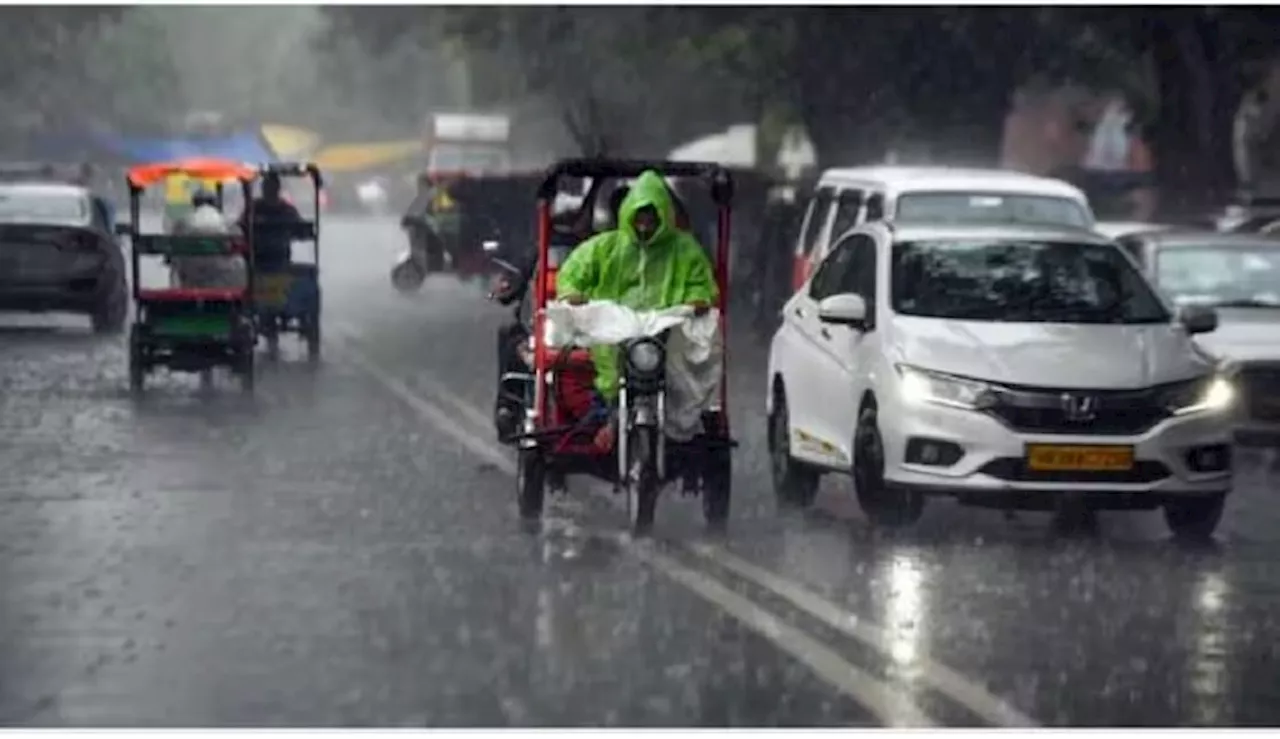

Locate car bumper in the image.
[0,271,120,313]
[880,400,1233,505]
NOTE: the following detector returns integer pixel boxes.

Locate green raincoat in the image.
[556,170,719,399]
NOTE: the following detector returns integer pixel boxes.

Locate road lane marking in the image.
[683,542,1038,727]
[325,328,1015,727]
[626,540,935,727]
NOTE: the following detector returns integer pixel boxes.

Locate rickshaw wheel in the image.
[128,328,145,394]
[305,319,322,363]
[627,427,659,536]
[517,448,546,520]
[702,447,732,531]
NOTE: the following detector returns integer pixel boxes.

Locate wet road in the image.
[3,215,1280,727]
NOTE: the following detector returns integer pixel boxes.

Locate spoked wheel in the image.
[769,388,819,510]
[517,448,546,522]
[702,446,732,532]
[1164,493,1226,542]
[625,426,660,536]
[853,405,924,528]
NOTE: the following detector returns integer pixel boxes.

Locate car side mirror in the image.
[1180,305,1219,335]
[817,293,868,329]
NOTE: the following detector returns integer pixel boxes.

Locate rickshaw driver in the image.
[554,169,718,453]
[238,171,303,272]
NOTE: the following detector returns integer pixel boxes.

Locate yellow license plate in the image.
[255,275,292,307]
[1025,444,1135,472]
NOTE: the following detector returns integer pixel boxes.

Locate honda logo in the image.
[1061,393,1098,422]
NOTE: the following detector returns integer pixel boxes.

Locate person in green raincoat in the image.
[554,170,719,449]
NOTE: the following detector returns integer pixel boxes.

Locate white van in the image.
[789,166,1094,291]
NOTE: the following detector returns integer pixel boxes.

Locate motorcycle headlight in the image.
[627,339,664,375]
[1163,375,1235,416]
[896,364,995,410]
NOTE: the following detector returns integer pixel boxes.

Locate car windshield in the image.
[895,192,1092,228]
[0,189,87,225]
[891,238,1171,324]
[1155,244,1280,308]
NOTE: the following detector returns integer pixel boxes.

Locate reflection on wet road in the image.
[3,215,1280,726]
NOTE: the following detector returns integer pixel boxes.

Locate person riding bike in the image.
[554,170,718,452]
[169,187,246,289]
[238,171,303,272]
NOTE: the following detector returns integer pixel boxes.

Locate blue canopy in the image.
[97,131,276,165]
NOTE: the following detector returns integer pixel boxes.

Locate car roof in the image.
[818,165,1087,201]
[1134,228,1280,249]
[0,182,90,198]
[884,222,1113,245]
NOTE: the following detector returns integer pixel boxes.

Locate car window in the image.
[835,233,879,326]
[890,238,1170,324]
[809,237,858,301]
[865,193,885,222]
[830,189,865,242]
[1154,244,1280,308]
[1116,236,1145,267]
[798,188,835,257]
[895,192,1092,228]
[0,189,89,226]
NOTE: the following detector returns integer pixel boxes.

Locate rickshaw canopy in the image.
[127,158,258,189]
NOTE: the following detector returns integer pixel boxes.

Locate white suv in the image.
[766,222,1237,539]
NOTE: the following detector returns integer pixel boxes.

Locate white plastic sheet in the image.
[543,301,723,441]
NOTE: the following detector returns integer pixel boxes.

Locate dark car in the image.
[0,182,128,333]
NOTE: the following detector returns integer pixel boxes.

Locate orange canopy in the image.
[127,157,258,189]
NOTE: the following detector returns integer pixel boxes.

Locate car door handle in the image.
[820,327,832,340]
[794,306,806,319]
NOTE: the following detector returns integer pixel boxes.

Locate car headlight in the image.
[1163,375,1236,416]
[627,338,664,374]
[896,364,995,410]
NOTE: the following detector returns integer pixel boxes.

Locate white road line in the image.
[683,542,1038,727]
[323,328,994,727]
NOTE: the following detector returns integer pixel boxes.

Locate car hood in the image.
[1193,308,1280,365]
[890,315,1214,389]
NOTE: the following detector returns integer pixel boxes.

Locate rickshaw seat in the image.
[137,287,246,303]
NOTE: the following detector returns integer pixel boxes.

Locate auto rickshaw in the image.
[123,158,258,393]
[247,162,324,362]
[500,159,737,535]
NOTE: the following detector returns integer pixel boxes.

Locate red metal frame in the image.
[528,159,735,447]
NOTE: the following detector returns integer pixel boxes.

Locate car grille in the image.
[983,384,1169,436]
[1237,364,1280,422]
[979,458,1171,484]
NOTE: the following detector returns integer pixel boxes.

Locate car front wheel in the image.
[853,404,924,528]
[768,387,819,510]
[1163,493,1226,541]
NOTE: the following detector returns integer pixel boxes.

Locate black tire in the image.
[702,448,732,531]
[627,426,660,536]
[91,279,128,335]
[1163,493,1226,541]
[517,449,546,520]
[853,404,924,528]
[305,318,321,363]
[128,327,145,394]
[768,387,820,509]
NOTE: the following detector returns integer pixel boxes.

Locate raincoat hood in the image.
[618,170,676,247]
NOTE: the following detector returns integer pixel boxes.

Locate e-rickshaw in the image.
[249,162,324,362]
[123,158,258,393]
[503,159,736,535]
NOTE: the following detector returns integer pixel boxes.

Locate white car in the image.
[766,222,1237,538]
